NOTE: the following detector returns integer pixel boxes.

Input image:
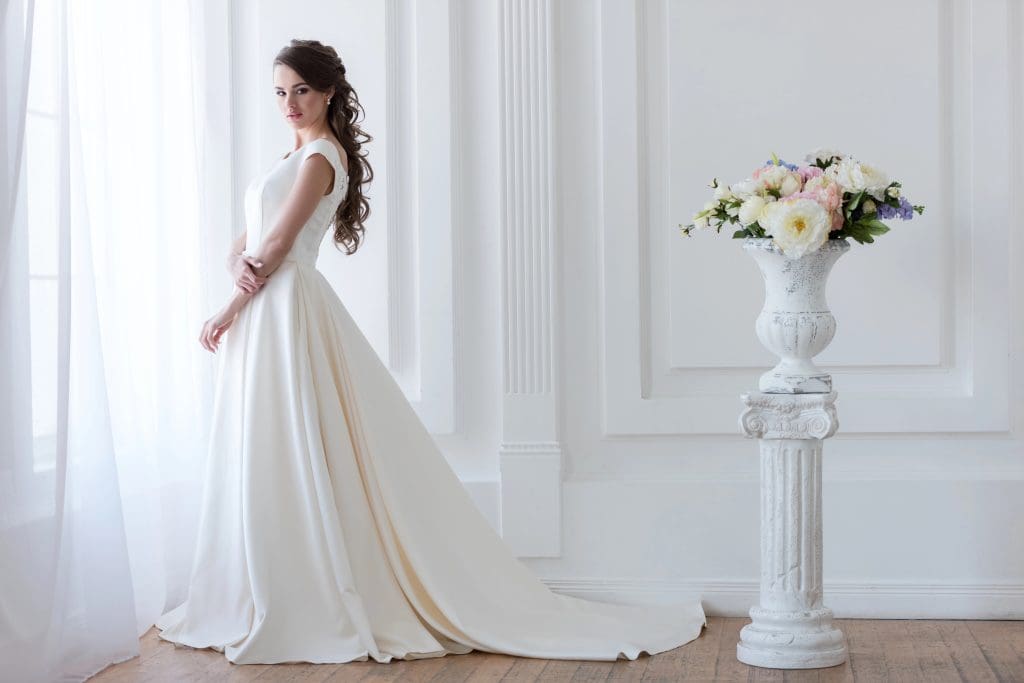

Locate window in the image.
[25,0,59,472]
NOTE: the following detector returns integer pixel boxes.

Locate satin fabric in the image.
[155,137,706,664]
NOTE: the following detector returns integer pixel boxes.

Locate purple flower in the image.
[876,196,916,220]
[765,158,800,171]
[898,197,914,220]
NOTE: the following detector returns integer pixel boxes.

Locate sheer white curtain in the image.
[0,1,232,680]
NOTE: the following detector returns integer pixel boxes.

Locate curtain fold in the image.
[1,1,232,680]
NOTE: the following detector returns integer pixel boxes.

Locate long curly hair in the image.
[273,39,373,255]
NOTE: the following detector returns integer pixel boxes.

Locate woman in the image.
[156,39,705,665]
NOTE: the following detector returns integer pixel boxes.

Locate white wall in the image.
[230,0,1024,618]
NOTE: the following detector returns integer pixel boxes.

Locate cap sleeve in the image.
[300,139,346,194]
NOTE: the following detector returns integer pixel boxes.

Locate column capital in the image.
[739,391,839,440]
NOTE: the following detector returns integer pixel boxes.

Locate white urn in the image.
[743,238,849,394]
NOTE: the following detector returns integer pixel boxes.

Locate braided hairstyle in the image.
[273,39,374,255]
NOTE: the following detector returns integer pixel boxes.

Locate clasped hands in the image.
[199,253,268,353]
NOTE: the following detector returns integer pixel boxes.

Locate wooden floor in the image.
[89,618,1023,682]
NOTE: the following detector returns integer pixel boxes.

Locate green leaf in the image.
[732,229,748,239]
[842,221,876,245]
[853,218,890,235]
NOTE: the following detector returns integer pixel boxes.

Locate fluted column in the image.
[497,0,562,557]
[737,392,848,669]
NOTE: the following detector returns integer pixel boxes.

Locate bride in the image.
[156,38,705,665]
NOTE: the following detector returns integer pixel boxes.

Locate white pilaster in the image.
[498,0,562,557]
[737,392,848,669]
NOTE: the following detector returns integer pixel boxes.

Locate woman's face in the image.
[273,64,333,129]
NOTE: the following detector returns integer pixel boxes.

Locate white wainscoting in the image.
[546,0,1024,617]
[599,0,1013,436]
[235,0,1023,619]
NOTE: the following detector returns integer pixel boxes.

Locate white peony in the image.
[730,179,760,198]
[757,166,803,197]
[779,174,802,197]
[761,198,831,259]
[757,165,789,188]
[828,157,889,200]
[738,196,766,226]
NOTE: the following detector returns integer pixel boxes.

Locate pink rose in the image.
[798,166,823,182]
[831,210,844,232]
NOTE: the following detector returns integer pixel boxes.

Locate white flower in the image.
[738,196,766,226]
[713,184,732,200]
[761,198,831,259]
[886,185,901,198]
[779,174,802,197]
[731,179,760,198]
[758,165,789,188]
[861,198,876,214]
[759,199,781,228]
[757,166,803,197]
[805,147,844,164]
[693,214,710,230]
[828,158,890,200]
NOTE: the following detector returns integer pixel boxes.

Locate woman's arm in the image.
[199,151,335,353]
[224,231,245,270]
[227,230,246,264]
[226,231,267,294]
[247,152,335,279]
[229,149,332,302]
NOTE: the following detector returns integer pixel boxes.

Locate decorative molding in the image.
[740,392,839,441]
[498,441,562,558]
[384,0,410,374]
[499,0,555,397]
[498,0,562,557]
[539,577,1024,620]
[449,0,464,434]
[384,0,458,434]
[598,0,1013,435]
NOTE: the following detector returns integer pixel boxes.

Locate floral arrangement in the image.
[679,149,925,258]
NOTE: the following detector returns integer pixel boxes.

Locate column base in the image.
[736,606,848,669]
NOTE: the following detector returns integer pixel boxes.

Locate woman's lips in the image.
[287,112,302,120]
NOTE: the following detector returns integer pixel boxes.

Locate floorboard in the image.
[86,618,1024,683]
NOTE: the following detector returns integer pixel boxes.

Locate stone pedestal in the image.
[736,391,848,669]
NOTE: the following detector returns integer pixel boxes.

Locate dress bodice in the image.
[242,137,348,267]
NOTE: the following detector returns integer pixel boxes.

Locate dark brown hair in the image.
[273,39,373,255]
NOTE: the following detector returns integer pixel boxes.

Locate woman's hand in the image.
[199,305,238,353]
[228,252,268,293]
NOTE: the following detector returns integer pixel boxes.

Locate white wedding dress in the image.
[155,137,706,664]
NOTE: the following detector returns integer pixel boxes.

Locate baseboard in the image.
[539,577,1024,620]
